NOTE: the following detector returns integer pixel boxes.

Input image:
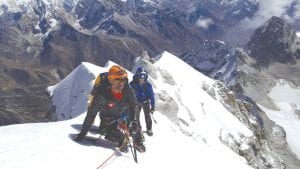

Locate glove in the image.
[129,121,138,135]
[150,108,155,114]
[74,132,86,142]
[117,118,128,132]
[121,117,127,125]
[119,113,128,125]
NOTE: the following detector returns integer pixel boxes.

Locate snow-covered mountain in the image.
[181,16,300,109]
[45,52,300,168]
[0,52,255,169]
[246,16,300,66]
[0,6,300,169]
[1,44,300,168]
[0,0,204,124]
[0,0,299,125]
[179,18,300,167]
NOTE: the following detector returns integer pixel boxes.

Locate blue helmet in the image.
[135,66,148,80]
[136,67,147,74]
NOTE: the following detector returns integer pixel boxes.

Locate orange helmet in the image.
[108,65,128,80]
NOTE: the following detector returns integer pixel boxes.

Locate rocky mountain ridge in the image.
[181,16,300,110]
[1,1,300,168]
[0,0,260,125]
[0,1,299,133]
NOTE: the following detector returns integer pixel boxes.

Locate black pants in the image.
[100,118,144,146]
[104,124,125,146]
[137,101,152,131]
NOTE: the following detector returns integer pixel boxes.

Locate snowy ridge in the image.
[0,0,79,12]
[0,109,252,169]
[47,62,119,120]
[153,51,252,143]
[0,51,254,169]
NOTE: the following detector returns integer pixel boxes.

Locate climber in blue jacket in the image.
[130,67,155,136]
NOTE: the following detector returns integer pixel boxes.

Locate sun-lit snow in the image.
[268,81,300,105]
[259,79,300,159]
[0,0,31,12]
[154,51,252,144]
[0,112,252,169]
[0,51,255,169]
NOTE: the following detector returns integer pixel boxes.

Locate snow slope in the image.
[260,79,300,159]
[0,52,254,169]
[0,112,253,169]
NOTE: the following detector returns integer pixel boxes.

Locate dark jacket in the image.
[80,82,140,135]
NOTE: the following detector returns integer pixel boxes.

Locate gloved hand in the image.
[117,118,128,132]
[150,108,155,114]
[74,132,86,142]
[129,121,138,135]
[117,117,127,126]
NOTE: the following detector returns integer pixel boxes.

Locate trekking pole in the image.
[123,126,138,163]
[117,116,137,163]
[150,113,157,124]
[131,136,138,163]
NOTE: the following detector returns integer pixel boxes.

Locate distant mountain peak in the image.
[246,16,299,66]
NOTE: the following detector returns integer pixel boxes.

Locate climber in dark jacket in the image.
[130,67,155,136]
[74,65,146,153]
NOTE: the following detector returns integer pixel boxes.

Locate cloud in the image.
[195,17,214,30]
[293,2,300,17]
[240,0,299,29]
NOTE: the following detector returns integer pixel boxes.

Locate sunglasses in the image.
[114,78,127,83]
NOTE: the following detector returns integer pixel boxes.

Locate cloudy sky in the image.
[241,0,300,29]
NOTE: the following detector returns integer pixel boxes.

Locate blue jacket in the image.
[130,77,155,109]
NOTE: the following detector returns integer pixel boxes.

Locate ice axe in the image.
[150,112,157,124]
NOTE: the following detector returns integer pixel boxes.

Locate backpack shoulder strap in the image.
[89,72,109,106]
[93,74,102,87]
[91,72,109,95]
[100,72,108,80]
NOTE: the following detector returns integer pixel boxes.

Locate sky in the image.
[0,52,254,169]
